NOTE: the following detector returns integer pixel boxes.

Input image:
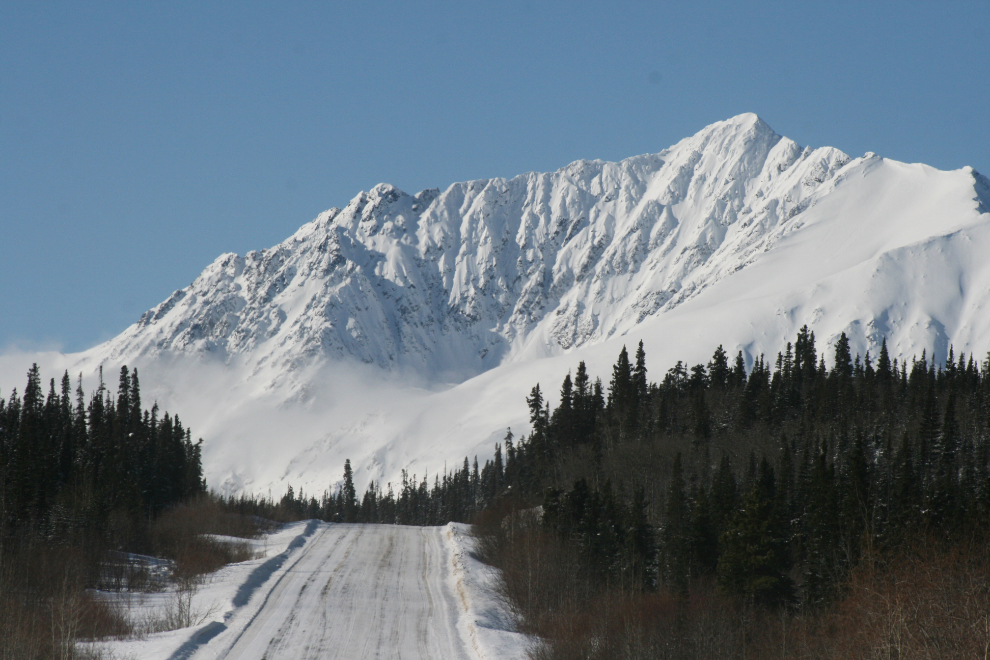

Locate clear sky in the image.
[2,1,988,353]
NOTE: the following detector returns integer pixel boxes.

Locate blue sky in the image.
[2,1,988,352]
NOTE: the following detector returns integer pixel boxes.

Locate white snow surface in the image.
[95,522,529,660]
[3,113,990,495]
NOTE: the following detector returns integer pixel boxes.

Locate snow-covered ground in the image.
[95,522,529,660]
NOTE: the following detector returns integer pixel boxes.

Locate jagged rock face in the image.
[104,114,863,382]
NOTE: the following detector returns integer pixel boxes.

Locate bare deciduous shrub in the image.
[0,494,269,658]
[801,537,990,660]
[151,495,265,581]
[527,585,753,660]
[477,500,990,660]
[135,577,219,635]
[474,497,585,633]
[0,542,132,660]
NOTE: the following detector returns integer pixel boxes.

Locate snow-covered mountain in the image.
[4,113,990,495]
[92,114,863,382]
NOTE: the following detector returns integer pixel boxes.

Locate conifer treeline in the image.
[0,364,205,538]
[286,328,990,609]
[239,451,512,527]
[517,330,990,607]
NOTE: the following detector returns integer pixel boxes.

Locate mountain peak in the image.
[96,115,986,384]
[65,114,990,495]
[729,110,767,125]
[701,112,776,138]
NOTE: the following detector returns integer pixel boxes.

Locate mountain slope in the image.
[4,113,989,495]
[93,115,859,381]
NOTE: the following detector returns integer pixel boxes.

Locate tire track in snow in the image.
[257,525,361,658]
[209,523,338,658]
[201,524,471,660]
[166,520,322,660]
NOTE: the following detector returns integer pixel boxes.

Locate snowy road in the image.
[211,523,472,660]
[102,521,527,660]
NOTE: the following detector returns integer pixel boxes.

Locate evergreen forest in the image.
[281,330,990,604]
[5,329,990,658]
[0,364,216,659]
[265,328,990,658]
[0,364,205,541]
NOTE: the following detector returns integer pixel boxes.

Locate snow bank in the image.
[445,522,533,660]
[94,520,319,660]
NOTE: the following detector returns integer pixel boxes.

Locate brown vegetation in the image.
[476,502,990,660]
[150,494,267,580]
[808,537,990,660]
[0,541,131,660]
[0,493,271,659]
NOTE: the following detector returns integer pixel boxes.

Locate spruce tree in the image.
[708,345,730,389]
[607,346,634,439]
[342,459,358,522]
[833,332,853,380]
[632,340,648,407]
[731,351,748,388]
[625,486,656,590]
[877,338,892,382]
[552,373,574,447]
[660,453,690,594]
[718,460,795,608]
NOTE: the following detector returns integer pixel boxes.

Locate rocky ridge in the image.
[101,114,869,385]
